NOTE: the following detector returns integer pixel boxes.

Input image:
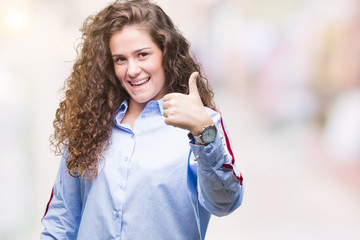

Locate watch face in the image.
[202,125,217,143]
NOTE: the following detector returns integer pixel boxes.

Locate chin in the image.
[132,97,153,104]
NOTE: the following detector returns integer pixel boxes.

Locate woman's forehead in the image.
[109,26,156,53]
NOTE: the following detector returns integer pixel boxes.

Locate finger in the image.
[163,92,181,102]
[188,72,199,96]
[163,113,174,125]
[164,117,171,126]
[163,93,171,102]
[162,101,171,110]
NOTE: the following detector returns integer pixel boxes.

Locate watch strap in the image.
[188,132,206,144]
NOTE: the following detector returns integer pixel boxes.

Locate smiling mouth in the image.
[129,77,150,87]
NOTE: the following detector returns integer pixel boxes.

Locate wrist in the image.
[190,116,214,136]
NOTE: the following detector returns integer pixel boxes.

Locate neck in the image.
[121,99,147,128]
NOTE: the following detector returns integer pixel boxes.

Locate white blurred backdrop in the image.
[1,0,360,239]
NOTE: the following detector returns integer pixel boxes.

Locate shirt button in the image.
[141,114,146,118]
[114,211,120,218]
[124,157,128,161]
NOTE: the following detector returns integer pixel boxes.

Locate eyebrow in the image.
[111,47,151,57]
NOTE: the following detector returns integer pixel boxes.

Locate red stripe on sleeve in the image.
[205,107,242,184]
[222,164,243,185]
[41,187,54,222]
[220,118,235,164]
[205,106,235,164]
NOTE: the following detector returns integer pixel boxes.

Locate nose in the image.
[127,59,141,78]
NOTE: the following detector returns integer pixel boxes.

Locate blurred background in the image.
[1,0,360,239]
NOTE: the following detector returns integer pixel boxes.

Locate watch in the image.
[188,124,217,145]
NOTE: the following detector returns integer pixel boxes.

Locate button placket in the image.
[118,134,135,192]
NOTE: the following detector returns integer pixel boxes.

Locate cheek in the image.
[150,60,165,78]
[114,65,125,83]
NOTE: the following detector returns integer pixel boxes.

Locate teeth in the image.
[131,78,149,86]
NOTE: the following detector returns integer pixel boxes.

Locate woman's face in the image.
[110,25,166,108]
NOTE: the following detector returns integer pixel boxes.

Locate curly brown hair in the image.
[51,0,216,179]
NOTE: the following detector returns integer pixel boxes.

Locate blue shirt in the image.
[41,99,244,240]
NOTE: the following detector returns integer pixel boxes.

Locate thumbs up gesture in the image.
[163,72,214,136]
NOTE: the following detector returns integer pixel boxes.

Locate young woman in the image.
[41,0,244,239]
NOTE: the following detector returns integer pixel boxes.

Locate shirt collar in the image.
[145,98,164,116]
[114,99,164,127]
[114,100,128,127]
[158,99,164,116]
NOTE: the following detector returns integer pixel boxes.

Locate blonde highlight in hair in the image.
[51,0,216,179]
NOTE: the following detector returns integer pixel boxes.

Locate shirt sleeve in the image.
[189,107,244,217]
[41,152,82,239]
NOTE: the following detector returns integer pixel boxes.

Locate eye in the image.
[138,52,148,58]
[113,56,126,64]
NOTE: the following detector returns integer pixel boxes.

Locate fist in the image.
[163,72,213,135]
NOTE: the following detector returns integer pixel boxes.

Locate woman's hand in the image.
[163,72,214,136]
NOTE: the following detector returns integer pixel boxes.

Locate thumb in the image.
[188,72,199,96]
